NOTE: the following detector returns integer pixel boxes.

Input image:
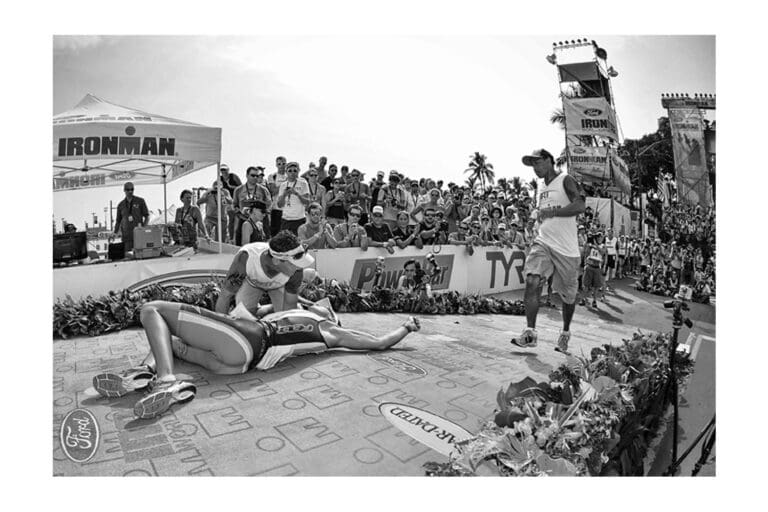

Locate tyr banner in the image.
[564,97,618,140]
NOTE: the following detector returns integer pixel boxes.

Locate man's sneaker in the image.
[579,298,587,306]
[133,379,197,419]
[93,365,155,398]
[511,328,538,348]
[592,299,598,308]
[601,295,608,303]
[554,330,571,354]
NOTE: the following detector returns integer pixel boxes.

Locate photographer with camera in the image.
[396,256,438,300]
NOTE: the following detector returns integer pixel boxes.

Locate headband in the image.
[269,245,304,261]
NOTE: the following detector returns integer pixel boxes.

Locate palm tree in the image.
[550,108,566,129]
[465,176,478,191]
[497,177,509,194]
[510,176,523,196]
[465,152,495,193]
[528,178,539,206]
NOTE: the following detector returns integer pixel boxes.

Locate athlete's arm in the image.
[542,175,586,219]
[282,269,304,310]
[215,251,249,313]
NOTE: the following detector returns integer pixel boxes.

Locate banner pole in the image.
[216,162,222,254]
[162,164,168,225]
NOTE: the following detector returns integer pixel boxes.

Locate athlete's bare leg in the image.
[321,317,420,351]
[139,303,178,381]
[524,274,543,328]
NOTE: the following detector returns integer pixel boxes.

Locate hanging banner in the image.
[563,97,618,140]
[567,145,610,180]
[608,150,631,195]
[668,107,710,207]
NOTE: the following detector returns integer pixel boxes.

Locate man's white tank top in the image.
[239,242,292,291]
[536,173,579,257]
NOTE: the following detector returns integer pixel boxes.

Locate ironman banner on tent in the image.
[563,97,618,141]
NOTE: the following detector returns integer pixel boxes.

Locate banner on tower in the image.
[567,145,609,180]
[668,107,709,207]
[564,97,618,140]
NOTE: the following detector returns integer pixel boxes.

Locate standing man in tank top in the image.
[511,149,585,354]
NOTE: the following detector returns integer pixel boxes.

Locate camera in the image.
[677,285,693,301]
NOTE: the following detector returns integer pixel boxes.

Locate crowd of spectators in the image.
[186,156,715,304]
[193,156,542,256]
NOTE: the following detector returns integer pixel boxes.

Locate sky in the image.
[52,35,715,229]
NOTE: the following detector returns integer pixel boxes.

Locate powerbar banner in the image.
[668,107,710,207]
[349,254,454,292]
[564,97,618,140]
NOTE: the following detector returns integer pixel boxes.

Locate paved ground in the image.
[52,279,715,476]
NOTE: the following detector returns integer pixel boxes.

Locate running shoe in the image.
[592,299,598,308]
[92,365,155,398]
[554,330,571,355]
[133,379,197,419]
[579,298,587,306]
[510,328,538,348]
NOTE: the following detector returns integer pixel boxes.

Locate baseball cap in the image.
[377,171,385,177]
[372,206,384,215]
[522,149,554,166]
[498,223,507,230]
[220,164,230,171]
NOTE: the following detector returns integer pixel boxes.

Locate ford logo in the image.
[368,354,427,376]
[573,148,586,154]
[60,408,100,463]
[583,108,602,117]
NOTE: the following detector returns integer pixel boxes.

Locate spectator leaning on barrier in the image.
[333,204,369,249]
[197,180,232,243]
[240,202,270,244]
[175,189,209,251]
[392,210,422,249]
[364,205,396,254]
[448,220,475,255]
[417,206,441,247]
[113,181,150,252]
[405,179,423,226]
[276,161,311,235]
[298,202,337,250]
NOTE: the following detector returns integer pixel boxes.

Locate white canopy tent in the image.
[53,94,224,252]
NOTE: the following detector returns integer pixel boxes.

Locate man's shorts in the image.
[583,265,604,290]
[606,255,616,269]
[523,241,580,304]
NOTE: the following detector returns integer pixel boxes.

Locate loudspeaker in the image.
[108,242,125,260]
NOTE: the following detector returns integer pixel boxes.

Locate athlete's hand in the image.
[255,345,294,370]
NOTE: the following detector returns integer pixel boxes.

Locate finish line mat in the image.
[52,297,685,476]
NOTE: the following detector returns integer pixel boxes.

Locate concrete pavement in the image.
[52,279,715,476]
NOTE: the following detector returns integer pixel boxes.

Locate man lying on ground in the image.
[92,299,421,419]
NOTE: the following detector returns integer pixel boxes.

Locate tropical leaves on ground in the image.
[53,280,526,339]
[427,331,693,477]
